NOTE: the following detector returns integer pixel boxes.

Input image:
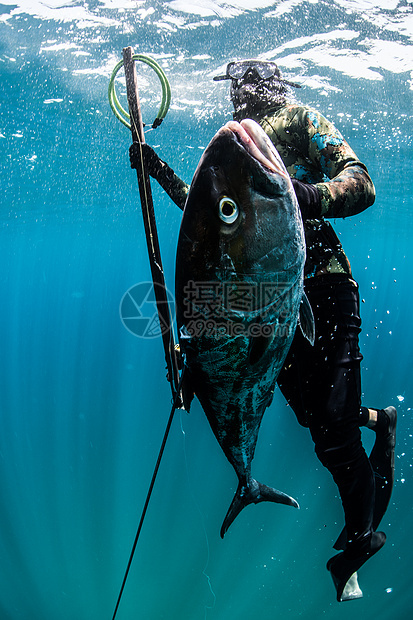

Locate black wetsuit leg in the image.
[277,274,374,551]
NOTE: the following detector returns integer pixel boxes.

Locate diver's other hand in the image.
[291,178,322,220]
[129,142,164,177]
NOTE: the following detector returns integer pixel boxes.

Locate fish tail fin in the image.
[220,478,299,538]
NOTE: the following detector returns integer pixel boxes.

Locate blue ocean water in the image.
[1,1,412,618]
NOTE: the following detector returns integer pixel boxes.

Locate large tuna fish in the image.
[175,119,314,537]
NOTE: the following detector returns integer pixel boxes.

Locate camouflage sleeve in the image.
[289,107,375,218]
[262,106,375,219]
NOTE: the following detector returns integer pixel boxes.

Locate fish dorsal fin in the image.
[299,293,315,345]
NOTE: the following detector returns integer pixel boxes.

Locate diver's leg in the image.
[321,428,385,604]
[332,404,396,560]
[279,276,383,600]
[308,379,377,562]
[334,404,397,550]
[356,406,397,534]
[308,277,385,600]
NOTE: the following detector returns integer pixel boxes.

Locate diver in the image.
[129,59,397,603]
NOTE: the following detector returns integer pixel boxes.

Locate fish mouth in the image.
[222,119,289,179]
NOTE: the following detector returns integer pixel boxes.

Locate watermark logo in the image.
[119,282,175,339]
[120,279,297,340]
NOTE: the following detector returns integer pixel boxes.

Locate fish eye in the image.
[218,197,239,224]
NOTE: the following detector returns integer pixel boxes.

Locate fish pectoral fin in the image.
[247,332,274,365]
[299,292,315,345]
[220,479,299,539]
[181,370,195,412]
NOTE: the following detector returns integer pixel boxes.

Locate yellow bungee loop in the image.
[108,53,171,129]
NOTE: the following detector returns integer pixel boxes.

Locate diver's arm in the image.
[288,108,376,219]
[315,162,375,219]
[129,143,189,211]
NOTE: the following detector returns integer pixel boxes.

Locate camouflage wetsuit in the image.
[136,104,376,553]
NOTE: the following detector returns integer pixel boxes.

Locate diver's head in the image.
[213,60,301,120]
